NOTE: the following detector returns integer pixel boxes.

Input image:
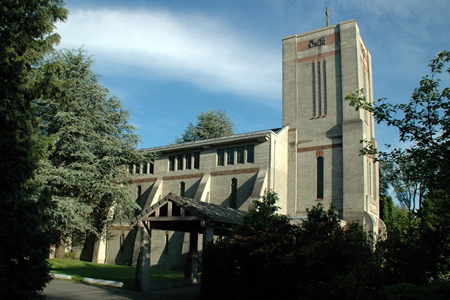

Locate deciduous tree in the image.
[346,50,450,209]
[347,50,450,283]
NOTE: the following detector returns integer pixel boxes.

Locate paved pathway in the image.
[44,279,202,300]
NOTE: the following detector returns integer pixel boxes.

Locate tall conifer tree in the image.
[36,49,155,249]
[0,1,68,298]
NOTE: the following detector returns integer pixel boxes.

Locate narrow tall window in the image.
[177,154,183,171]
[246,145,254,163]
[318,61,322,116]
[226,148,234,165]
[193,152,200,169]
[323,60,327,116]
[230,178,237,209]
[135,164,141,174]
[217,149,225,166]
[120,231,125,252]
[137,185,142,198]
[312,62,316,117]
[368,161,372,196]
[185,153,192,169]
[237,146,245,164]
[180,182,185,197]
[142,163,148,174]
[317,156,324,199]
[169,156,175,171]
[164,231,169,254]
[149,160,154,174]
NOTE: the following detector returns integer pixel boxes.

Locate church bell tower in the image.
[282,20,381,231]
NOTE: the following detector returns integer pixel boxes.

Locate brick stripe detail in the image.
[297,50,340,64]
[211,168,260,177]
[297,33,340,52]
[109,226,131,230]
[132,177,157,184]
[297,143,343,153]
[163,173,204,181]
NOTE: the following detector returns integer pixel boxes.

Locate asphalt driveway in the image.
[44,279,202,300]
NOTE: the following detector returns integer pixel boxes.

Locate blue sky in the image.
[55,0,450,150]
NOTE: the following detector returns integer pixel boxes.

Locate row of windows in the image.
[131,145,255,175]
[138,178,239,208]
[129,162,154,175]
[217,145,254,166]
[169,152,200,172]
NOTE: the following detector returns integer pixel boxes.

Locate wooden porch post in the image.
[185,232,199,283]
[135,221,151,291]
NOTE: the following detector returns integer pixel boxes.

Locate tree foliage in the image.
[0,1,68,299]
[347,51,450,285]
[203,192,378,300]
[380,159,425,212]
[35,48,155,240]
[347,50,450,209]
[175,109,234,143]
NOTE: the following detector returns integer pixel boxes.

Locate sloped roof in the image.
[168,194,245,225]
[134,193,245,234]
[140,127,284,154]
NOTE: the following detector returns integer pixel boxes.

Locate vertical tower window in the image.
[318,61,322,116]
[137,185,142,198]
[230,178,237,209]
[312,59,327,118]
[368,161,372,196]
[312,62,316,117]
[317,156,324,199]
[323,60,327,116]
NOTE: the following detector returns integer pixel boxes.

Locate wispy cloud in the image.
[56,8,281,103]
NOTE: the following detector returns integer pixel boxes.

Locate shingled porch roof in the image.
[133,193,245,235]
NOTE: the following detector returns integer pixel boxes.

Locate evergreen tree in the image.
[35,48,155,246]
[0,1,68,298]
[175,109,234,143]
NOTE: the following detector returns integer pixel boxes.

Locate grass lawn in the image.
[49,258,185,290]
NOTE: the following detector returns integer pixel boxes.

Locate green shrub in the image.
[377,281,450,300]
[64,252,78,260]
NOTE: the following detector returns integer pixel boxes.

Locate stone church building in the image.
[73,20,383,269]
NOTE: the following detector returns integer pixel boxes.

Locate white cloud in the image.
[56,8,281,103]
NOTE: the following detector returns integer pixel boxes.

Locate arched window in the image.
[317,156,324,199]
[230,178,237,209]
[180,182,185,197]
